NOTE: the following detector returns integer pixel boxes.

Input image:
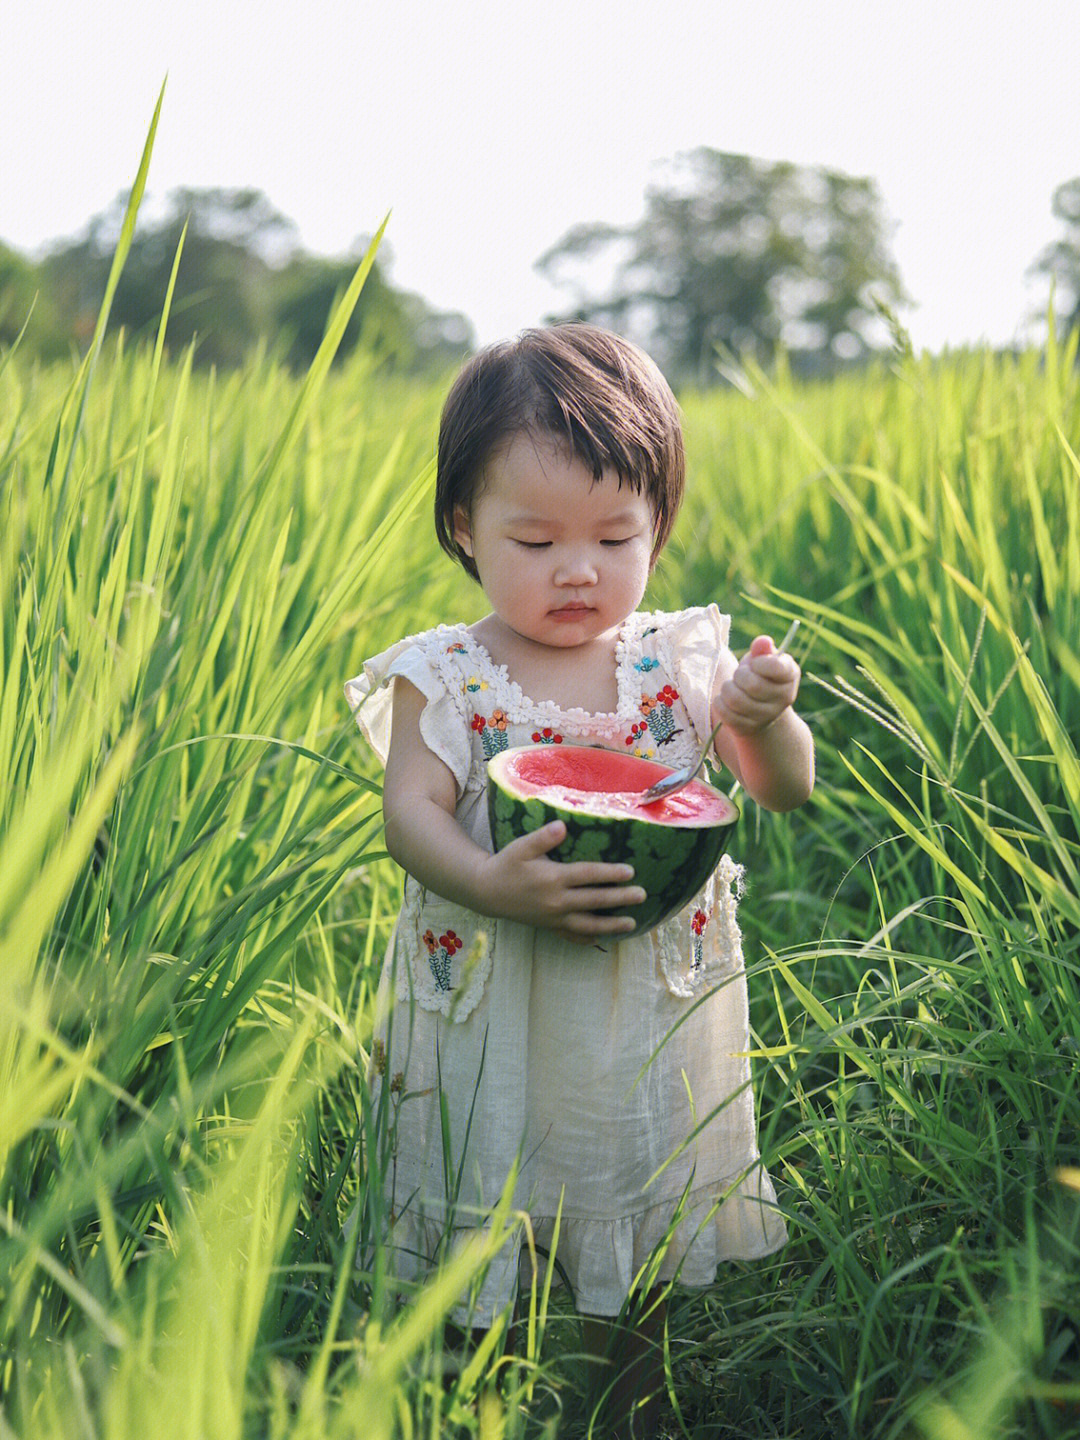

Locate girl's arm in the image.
[382,678,647,944]
[712,636,815,812]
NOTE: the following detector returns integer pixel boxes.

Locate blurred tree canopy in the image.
[1029,177,1080,342]
[1,187,473,371]
[537,149,907,383]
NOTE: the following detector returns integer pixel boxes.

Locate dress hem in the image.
[371,1163,788,1324]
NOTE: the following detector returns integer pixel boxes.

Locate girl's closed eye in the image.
[515,539,552,549]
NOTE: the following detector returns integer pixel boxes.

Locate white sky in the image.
[2,0,1077,354]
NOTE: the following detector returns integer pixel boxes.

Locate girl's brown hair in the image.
[434,323,685,581]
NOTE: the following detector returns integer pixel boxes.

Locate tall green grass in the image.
[3,128,1079,1435]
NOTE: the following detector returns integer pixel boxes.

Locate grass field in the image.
[3,145,1080,1437]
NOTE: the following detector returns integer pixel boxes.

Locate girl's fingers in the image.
[503,820,568,857]
[726,686,785,719]
[716,692,792,735]
[502,830,637,884]
[718,685,766,721]
[737,655,799,692]
[719,663,799,728]
[556,911,640,941]
[569,884,647,911]
[558,860,637,887]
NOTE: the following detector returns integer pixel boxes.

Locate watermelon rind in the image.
[486,744,739,935]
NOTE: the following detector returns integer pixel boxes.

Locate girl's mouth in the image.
[551,603,591,619]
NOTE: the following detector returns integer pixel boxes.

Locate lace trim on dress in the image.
[656,854,745,998]
[429,613,672,736]
[394,880,495,1022]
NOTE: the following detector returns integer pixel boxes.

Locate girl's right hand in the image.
[476,821,646,944]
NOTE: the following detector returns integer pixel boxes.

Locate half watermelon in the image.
[487,744,739,934]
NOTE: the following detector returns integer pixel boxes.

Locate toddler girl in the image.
[345,323,814,1435]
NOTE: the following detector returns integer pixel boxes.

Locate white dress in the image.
[344,605,787,1321]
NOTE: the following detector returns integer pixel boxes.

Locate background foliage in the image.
[1030,177,1080,344]
[537,148,907,383]
[6,145,1080,386]
[0,186,473,372]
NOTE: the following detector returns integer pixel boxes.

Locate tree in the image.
[1030,178,1080,341]
[536,149,907,383]
[39,188,291,367]
[273,252,473,372]
[25,187,473,371]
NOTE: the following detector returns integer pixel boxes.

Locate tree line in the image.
[0,187,474,373]
[537,152,1080,382]
[3,154,1080,383]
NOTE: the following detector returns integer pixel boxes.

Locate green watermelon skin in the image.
[487,747,739,934]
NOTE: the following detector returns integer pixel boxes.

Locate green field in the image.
[3,179,1080,1437]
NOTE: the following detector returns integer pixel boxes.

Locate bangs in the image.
[435,323,685,580]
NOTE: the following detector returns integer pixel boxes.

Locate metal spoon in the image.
[636,618,801,806]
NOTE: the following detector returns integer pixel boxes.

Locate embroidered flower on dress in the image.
[446,642,468,654]
[634,656,660,672]
[402,882,494,1021]
[531,727,563,744]
[641,684,682,746]
[464,674,489,694]
[473,709,510,758]
[423,928,462,991]
[624,718,655,758]
[690,907,710,971]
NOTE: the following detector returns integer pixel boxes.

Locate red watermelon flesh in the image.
[503,745,733,823]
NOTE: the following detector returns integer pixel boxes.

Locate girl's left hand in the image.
[714,634,800,735]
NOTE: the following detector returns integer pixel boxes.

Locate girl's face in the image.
[453,431,655,650]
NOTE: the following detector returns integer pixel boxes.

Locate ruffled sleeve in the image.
[343,629,473,797]
[654,604,733,751]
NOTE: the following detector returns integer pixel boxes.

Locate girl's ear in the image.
[452,505,474,558]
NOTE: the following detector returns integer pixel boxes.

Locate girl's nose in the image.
[554,550,598,586]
